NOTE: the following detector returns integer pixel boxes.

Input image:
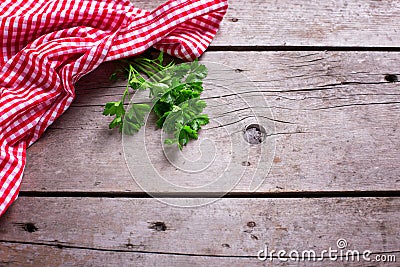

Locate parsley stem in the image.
[122,67,132,104]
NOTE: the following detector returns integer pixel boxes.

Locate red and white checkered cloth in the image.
[0,0,228,216]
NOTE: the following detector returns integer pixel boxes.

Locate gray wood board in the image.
[0,197,399,266]
[130,0,400,48]
[23,51,400,193]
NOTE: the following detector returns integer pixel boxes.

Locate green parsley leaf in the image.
[103,51,209,149]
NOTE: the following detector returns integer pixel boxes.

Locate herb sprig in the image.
[103,51,209,149]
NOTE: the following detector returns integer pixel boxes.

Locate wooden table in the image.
[1,1,399,266]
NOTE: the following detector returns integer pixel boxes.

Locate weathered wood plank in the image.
[1,243,398,267]
[0,197,399,266]
[23,51,400,193]
[131,0,400,48]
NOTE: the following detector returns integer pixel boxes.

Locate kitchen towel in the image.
[0,0,228,216]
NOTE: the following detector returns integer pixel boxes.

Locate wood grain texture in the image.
[0,197,399,266]
[3,2,400,267]
[5,244,372,267]
[131,0,400,48]
[23,51,400,193]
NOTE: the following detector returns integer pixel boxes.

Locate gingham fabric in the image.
[0,0,228,216]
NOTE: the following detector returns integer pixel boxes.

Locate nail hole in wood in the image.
[251,234,259,240]
[23,222,38,233]
[384,74,398,83]
[231,18,239,22]
[243,124,266,144]
[149,222,167,231]
[247,221,256,228]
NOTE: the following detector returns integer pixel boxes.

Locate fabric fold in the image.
[0,0,228,216]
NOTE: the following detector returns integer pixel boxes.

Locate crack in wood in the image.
[308,101,400,111]
[17,191,400,198]
[203,116,297,131]
[299,57,325,63]
[1,240,399,259]
[294,52,322,58]
[214,109,295,124]
[317,81,398,88]
[70,84,399,109]
[206,46,400,52]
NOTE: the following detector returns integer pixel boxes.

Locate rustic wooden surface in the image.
[129,0,400,48]
[1,0,400,266]
[22,51,400,194]
[1,197,399,266]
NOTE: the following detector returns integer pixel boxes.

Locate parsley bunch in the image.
[103,51,209,149]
